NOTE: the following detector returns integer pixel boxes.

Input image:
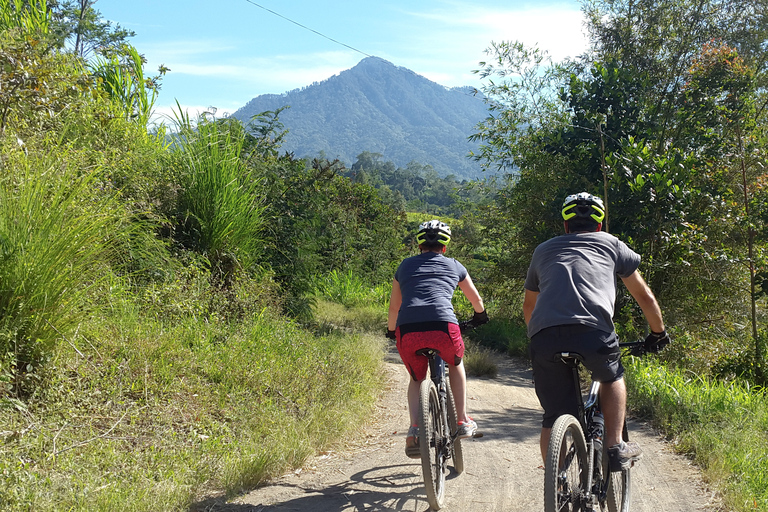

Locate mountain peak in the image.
[231,58,489,179]
[356,56,394,68]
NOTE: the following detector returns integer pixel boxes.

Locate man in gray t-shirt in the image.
[523,192,670,471]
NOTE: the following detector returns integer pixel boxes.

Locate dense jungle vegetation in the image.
[1,0,768,511]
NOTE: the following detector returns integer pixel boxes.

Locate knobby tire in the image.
[446,377,464,474]
[604,466,630,512]
[603,421,632,511]
[419,378,446,510]
[545,414,589,512]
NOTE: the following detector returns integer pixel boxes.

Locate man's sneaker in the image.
[405,426,420,459]
[607,441,643,471]
[456,418,477,439]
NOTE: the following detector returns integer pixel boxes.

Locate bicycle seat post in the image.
[560,352,587,425]
[430,355,447,397]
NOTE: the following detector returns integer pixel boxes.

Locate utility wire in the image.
[243,0,372,58]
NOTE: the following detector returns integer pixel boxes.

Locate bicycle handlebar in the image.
[458,320,474,333]
[619,340,648,357]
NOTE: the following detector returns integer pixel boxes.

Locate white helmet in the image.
[416,220,451,246]
[562,192,605,223]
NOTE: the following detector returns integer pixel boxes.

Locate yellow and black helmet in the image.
[416,220,452,246]
[561,192,605,223]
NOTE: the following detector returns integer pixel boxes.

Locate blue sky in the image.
[97,0,589,119]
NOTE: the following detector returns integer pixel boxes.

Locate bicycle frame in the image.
[561,354,610,507]
[426,352,454,455]
[415,348,462,510]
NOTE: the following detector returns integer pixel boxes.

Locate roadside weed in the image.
[626,359,768,512]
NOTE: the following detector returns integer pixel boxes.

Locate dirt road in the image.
[215,348,721,511]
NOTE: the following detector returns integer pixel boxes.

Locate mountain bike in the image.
[544,340,646,512]
[416,320,483,510]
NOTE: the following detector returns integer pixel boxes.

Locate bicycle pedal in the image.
[472,431,484,438]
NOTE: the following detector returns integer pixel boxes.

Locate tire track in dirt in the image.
[197,346,721,511]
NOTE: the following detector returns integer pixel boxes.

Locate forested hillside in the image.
[2,0,768,511]
[230,56,489,180]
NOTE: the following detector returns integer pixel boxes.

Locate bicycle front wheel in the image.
[545,414,589,512]
[419,378,446,510]
[446,376,464,474]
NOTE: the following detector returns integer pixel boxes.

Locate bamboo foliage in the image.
[0,0,49,35]
[171,108,267,281]
[89,45,157,127]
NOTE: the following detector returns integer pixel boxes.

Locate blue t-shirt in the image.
[394,252,468,326]
[524,231,641,337]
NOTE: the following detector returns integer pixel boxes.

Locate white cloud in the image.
[147,1,590,115]
[389,2,589,86]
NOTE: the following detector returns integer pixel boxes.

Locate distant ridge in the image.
[230,56,489,180]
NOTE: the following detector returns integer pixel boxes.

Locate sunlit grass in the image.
[313,298,387,334]
[0,142,130,390]
[0,287,384,512]
[315,269,390,309]
[625,358,768,511]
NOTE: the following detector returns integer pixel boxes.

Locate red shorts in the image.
[396,322,464,381]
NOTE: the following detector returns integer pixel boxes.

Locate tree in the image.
[51,0,134,58]
[471,0,768,379]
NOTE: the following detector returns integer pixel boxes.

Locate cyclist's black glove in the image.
[386,329,397,340]
[644,330,671,353]
[469,310,489,328]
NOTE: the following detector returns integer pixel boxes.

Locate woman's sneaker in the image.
[405,426,420,459]
[456,418,477,439]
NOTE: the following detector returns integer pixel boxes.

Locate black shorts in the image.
[529,324,623,428]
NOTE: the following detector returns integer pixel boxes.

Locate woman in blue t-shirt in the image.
[387,220,488,459]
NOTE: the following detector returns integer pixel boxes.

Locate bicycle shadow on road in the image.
[188,463,443,512]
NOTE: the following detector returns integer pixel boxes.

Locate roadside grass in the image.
[313,270,389,334]
[625,358,768,512]
[463,340,499,378]
[315,269,390,310]
[313,299,387,334]
[0,291,384,511]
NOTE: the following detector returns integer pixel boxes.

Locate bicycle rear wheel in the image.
[603,421,632,512]
[419,378,446,510]
[545,414,589,512]
[604,467,630,512]
[446,377,464,474]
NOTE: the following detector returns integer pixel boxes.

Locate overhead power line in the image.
[243,0,372,58]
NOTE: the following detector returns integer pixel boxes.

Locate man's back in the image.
[524,231,640,337]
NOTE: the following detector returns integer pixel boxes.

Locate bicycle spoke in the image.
[545,415,589,512]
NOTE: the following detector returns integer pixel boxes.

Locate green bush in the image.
[0,143,129,393]
[626,358,768,511]
[170,112,267,281]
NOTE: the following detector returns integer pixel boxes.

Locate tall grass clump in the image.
[626,358,768,511]
[316,269,389,308]
[0,143,125,393]
[0,283,385,511]
[170,110,266,280]
[313,271,390,333]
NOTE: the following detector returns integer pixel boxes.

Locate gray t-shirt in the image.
[394,252,468,326]
[524,231,641,337]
